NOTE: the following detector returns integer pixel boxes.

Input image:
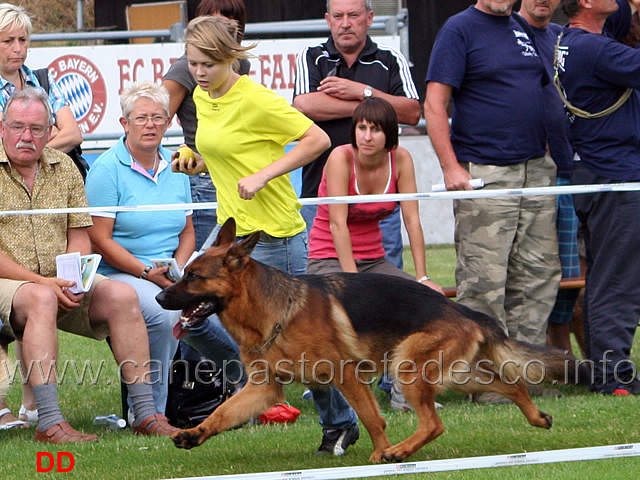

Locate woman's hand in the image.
[145,267,174,289]
[237,171,269,200]
[419,277,445,296]
[171,145,207,175]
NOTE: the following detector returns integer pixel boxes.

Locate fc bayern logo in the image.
[47,55,107,134]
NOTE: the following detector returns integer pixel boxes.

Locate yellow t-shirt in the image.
[193,75,312,237]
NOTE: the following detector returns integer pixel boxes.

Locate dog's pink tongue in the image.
[173,317,188,339]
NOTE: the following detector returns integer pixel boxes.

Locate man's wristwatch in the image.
[363,85,373,100]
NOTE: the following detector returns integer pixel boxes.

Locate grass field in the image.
[1,245,639,479]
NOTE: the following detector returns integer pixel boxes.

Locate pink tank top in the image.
[308,145,398,260]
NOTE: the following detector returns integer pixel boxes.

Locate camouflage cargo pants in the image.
[454,156,561,346]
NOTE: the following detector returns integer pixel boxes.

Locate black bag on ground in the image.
[32,68,89,181]
[165,342,231,428]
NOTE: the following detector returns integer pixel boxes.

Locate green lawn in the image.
[1,245,638,480]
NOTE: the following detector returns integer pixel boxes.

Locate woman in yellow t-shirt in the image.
[173,16,329,275]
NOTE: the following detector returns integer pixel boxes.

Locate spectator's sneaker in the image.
[389,383,443,410]
[527,385,562,398]
[612,378,640,396]
[315,424,359,456]
[302,388,313,400]
[389,383,413,411]
[469,392,512,405]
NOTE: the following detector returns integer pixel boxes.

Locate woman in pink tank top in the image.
[308,98,442,294]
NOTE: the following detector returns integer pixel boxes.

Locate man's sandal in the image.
[34,422,99,443]
[133,414,180,436]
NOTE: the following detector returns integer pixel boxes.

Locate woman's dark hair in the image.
[350,97,398,151]
[196,0,246,39]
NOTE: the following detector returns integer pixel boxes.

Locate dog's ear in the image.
[223,232,260,272]
[213,218,237,249]
[239,231,261,254]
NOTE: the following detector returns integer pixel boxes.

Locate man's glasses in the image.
[6,123,48,138]
[127,115,168,126]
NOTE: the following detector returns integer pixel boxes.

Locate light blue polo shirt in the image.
[85,136,193,276]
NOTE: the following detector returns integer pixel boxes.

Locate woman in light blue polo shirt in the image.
[86,82,241,417]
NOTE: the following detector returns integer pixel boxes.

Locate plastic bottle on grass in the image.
[93,414,127,430]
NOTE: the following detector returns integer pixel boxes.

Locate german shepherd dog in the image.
[157,218,587,462]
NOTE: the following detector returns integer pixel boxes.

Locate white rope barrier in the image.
[157,443,640,480]
[3,182,640,217]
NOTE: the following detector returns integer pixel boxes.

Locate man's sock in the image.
[33,383,66,431]
[127,382,157,425]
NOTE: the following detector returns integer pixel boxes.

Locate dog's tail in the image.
[489,338,591,387]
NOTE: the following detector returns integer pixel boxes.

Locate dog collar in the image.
[251,323,282,354]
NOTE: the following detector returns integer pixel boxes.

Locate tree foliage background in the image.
[19,0,94,32]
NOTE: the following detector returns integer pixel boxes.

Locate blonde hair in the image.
[0,3,32,37]
[184,16,254,64]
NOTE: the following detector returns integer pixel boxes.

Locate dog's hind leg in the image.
[336,365,391,463]
[171,381,284,450]
[456,361,554,430]
[486,380,553,429]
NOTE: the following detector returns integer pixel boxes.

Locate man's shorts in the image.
[0,274,110,342]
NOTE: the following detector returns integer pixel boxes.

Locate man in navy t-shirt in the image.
[518,0,582,356]
[556,0,640,396]
[424,0,561,387]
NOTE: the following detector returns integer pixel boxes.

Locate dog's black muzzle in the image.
[155,285,184,310]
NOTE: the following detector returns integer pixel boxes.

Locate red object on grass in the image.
[258,403,301,424]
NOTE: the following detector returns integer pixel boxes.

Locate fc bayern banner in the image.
[27,36,399,148]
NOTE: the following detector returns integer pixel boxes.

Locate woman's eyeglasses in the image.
[127,115,168,126]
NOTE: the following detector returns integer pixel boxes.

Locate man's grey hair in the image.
[0,3,32,37]
[326,0,372,13]
[3,86,53,126]
[119,81,170,118]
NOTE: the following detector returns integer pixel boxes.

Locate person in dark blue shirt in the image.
[424,0,562,405]
[517,0,582,355]
[556,0,640,396]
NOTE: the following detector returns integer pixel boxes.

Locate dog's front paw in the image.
[171,429,204,449]
[368,449,384,463]
[381,449,406,463]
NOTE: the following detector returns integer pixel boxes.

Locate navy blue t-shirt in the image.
[557,28,640,181]
[426,6,547,165]
[528,21,573,178]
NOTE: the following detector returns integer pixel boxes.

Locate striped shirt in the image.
[0,64,68,116]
